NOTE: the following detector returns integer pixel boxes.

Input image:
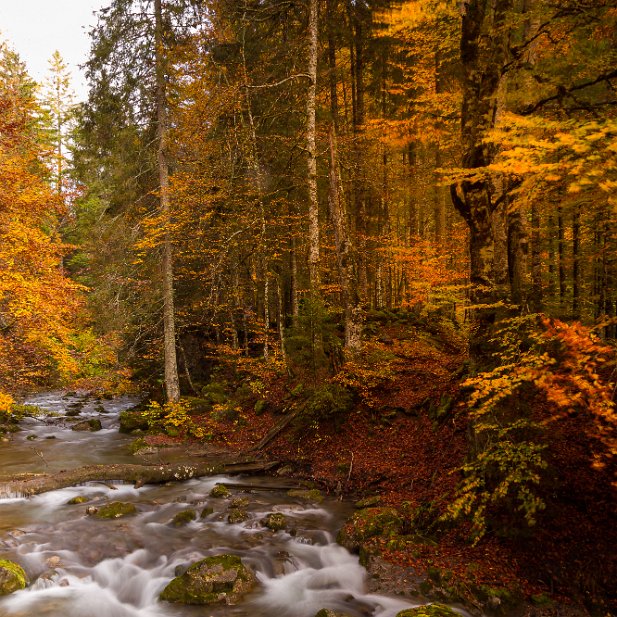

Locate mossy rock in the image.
[227,510,248,524]
[119,410,150,434]
[314,610,354,617]
[474,584,522,610]
[200,507,214,518]
[67,496,90,505]
[395,604,458,617]
[230,497,249,509]
[171,510,197,527]
[128,437,156,455]
[254,399,267,415]
[263,513,287,531]
[354,495,382,509]
[0,560,27,595]
[71,418,102,432]
[209,484,230,498]
[287,489,324,503]
[93,502,137,519]
[201,382,228,405]
[337,507,403,552]
[530,593,552,607]
[159,554,255,605]
[184,397,213,415]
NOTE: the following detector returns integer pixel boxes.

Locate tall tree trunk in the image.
[572,203,581,319]
[530,201,543,311]
[306,0,320,293]
[508,203,529,310]
[155,0,180,402]
[450,0,512,359]
[557,204,566,309]
[329,125,362,352]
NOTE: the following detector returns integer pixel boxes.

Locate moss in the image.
[171,509,197,527]
[395,604,458,617]
[227,509,248,524]
[119,410,149,434]
[0,560,27,595]
[314,610,354,617]
[71,418,102,432]
[287,489,324,503]
[530,593,553,607]
[159,554,255,605]
[200,507,214,518]
[263,513,287,531]
[66,496,90,505]
[202,382,228,405]
[93,502,138,519]
[209,484,230,498]
[230,497,249,509]
[183,397,213,415]
[338,507,403,551]
[128,437,152,455]
[254,399,267,415]
[355,495,382,509]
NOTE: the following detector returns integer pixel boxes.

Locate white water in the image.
[0,392,454,617]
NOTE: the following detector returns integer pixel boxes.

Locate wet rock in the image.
[170,509,197,527]
[85,506,98,515]
[26,434,37,441]
[66,496,90,505]
[65,403,84,417]
[230,497,249,509]
[210,484,230,498]
[0,559,27,595]
[287,488,324,503]
[91,502,137,519]
[46,556,62,568]
[263,512,287,531]
[200,506,214,518]
[129,437,156,456]
[159,554,255,605]
[227,509,248,524]
[71,418,102,432]
[45,435,57,439]
[395,605,458,617]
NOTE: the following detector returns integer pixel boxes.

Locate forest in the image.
[0,0,616,616]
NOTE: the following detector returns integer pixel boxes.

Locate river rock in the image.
[159,554,255,605]
[287,488,324,503]
[263,512,287,531]
[0,559,27,595]
[170,509,197,527]
[210,484,230,498]
[71,418,102,432]
[227,509,248,524]
[67,496,90,505]
[314,610,354,617]
[118,409,149,433]
[395,604,458,617]
[92,502,137,519]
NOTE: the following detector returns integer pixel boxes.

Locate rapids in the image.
[0,392,455,617]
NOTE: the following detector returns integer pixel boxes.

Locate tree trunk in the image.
[530,201,543,311]
[155,0,180,403]
[306,0,321,293]
[572,203,581,319]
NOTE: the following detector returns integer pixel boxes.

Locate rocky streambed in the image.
[0,392,468,617]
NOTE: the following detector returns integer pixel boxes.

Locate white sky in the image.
[0,0,108,100]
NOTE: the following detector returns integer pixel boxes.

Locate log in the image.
[250,407,304,452]
[0,459,279,498]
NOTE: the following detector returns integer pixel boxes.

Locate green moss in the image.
[93,502,137,519]
[202,382,228,405]
[227,509,248,524]
[263,513,287,531]
[530,593,553,607]
[119,410,149,434]
[128,437,150,455]
[71,418,102,432]
[287,489,324,503]
[230,497,249,509]
[171,509,197,527]
[354,495,382,508]
[0,559,27,595]
[395,604,458,617]
[200,507,214,518]
[66,496,90,505]
[254,399,267,415]
[209,484,230,498]
[314,610,354,617]
[159,554,254,605]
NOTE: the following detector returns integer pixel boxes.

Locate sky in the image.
[0,0,108,100]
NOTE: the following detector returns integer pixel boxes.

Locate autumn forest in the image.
[0,0,616,616]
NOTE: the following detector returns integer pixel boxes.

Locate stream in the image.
[0,392,441,617]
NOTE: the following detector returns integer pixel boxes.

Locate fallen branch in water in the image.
[0,459,279,497]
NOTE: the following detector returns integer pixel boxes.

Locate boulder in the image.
[118,409,149,433]
[66,496,90,505]
[159,554,255,605]
[0,560,27,595]
[227,510,248,524]
[337,507,402,552]
[91,502,137,519]
[171,509,197,527]
[263,512,287,531]
[71,418,102,432]
[210,484,230,498]
[314,610,354,617]
[287,488,324,503]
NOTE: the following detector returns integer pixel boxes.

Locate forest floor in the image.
[133,313,615,616]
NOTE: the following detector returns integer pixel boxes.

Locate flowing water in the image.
[0,392,443,617]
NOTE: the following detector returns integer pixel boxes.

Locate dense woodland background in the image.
[1,0,617,612]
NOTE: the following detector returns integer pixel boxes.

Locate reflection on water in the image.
[0,393,430,617]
